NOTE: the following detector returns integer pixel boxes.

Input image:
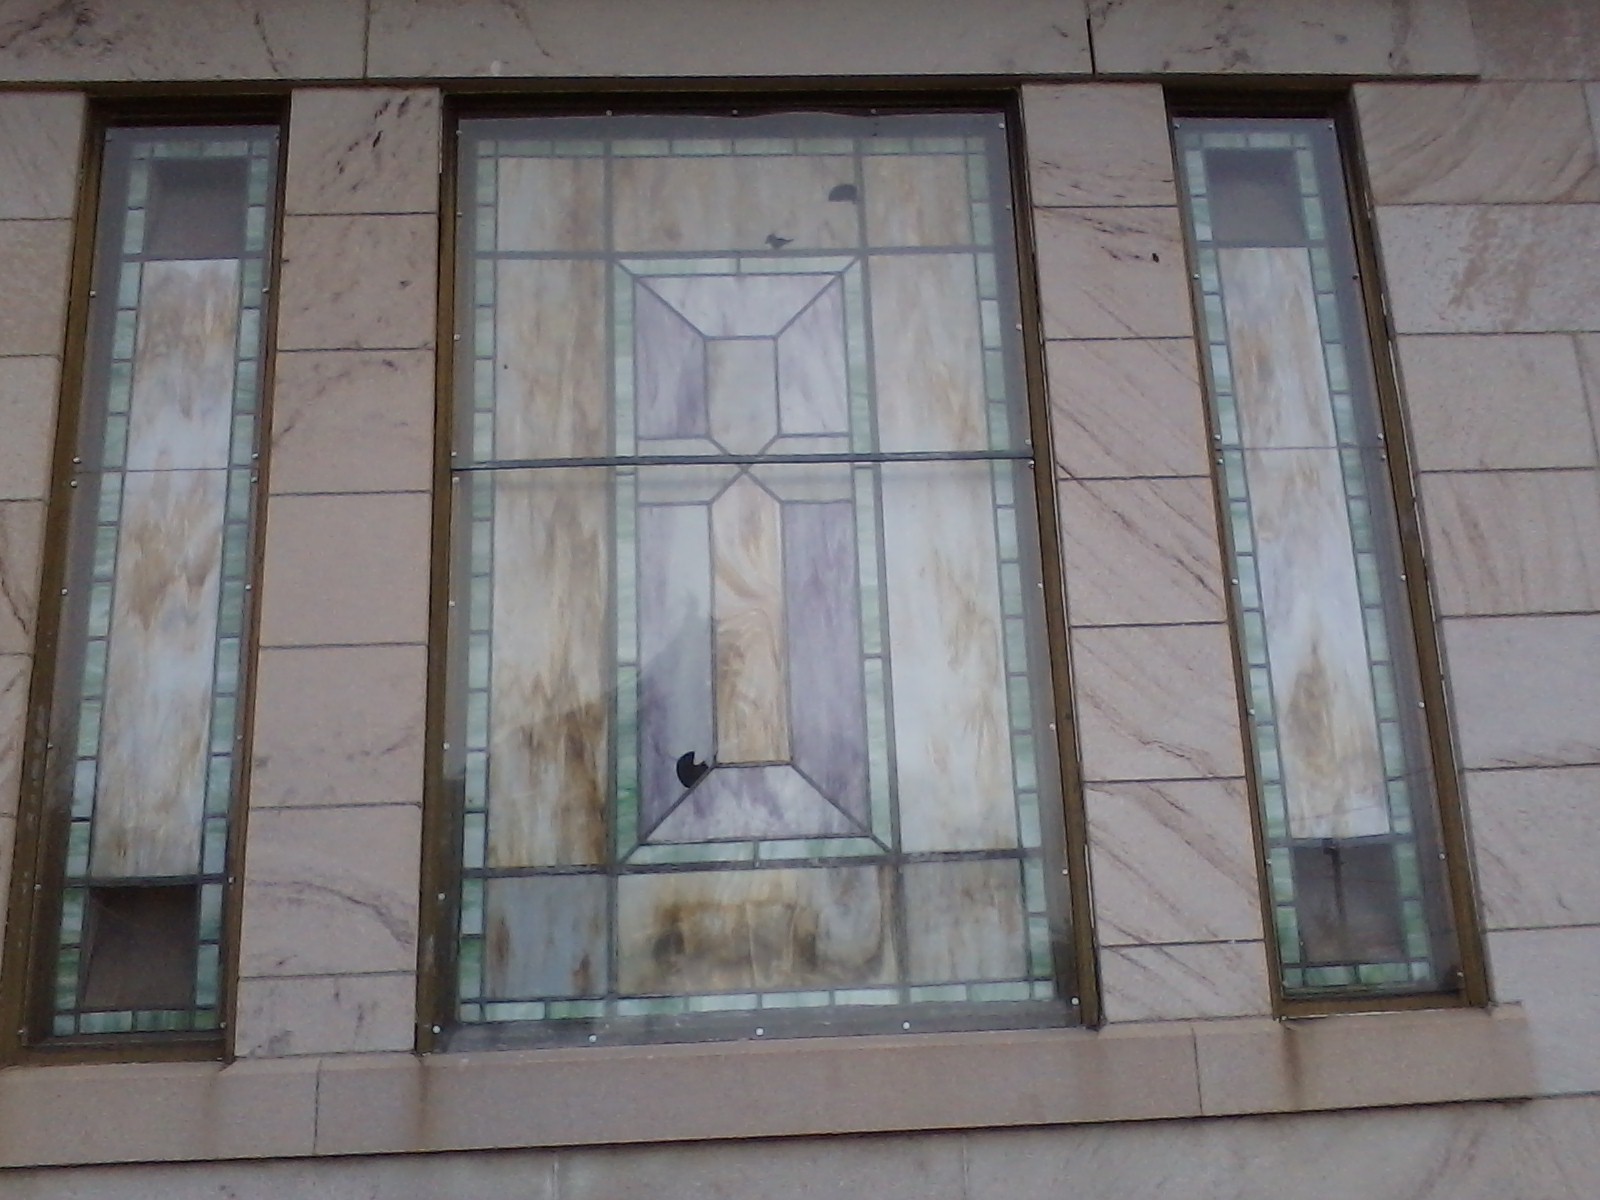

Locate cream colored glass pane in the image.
[93,468,226,878]
[613,156,859,252]
[125,260,240,471]
[706,339,778,454]
[902,860,1027,983]
[775,276,848,436]
[864,155,972,247]
[871,255,987,452]
[711,474,789,764]
[882,462,1016,852]
[495,260,608,459]
[1223,247,1338,450]
[496,157,606,252]
[643,273,833,338]
[487,469,612,867]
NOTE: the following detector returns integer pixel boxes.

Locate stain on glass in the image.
[36,126,278,1039]
[448,111,1072,1044]
[1174,117,1462,999]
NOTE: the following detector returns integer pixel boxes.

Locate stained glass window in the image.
[1173,117,1464,998]
[444,110,1076,1044]
[18,125,278,1041]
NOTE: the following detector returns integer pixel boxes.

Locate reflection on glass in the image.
[448,112,1070,1039]
[1175,118,1461,997]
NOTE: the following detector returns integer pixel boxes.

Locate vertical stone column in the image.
[1023,85,1271,1021]
[1357,68,1600,1093]
[0,93,85,942]
[235,89,441,1057]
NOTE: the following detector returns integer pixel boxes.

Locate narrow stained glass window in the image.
[444,110,1076,1044]
[16,125,279,1043]
[1174,117,1465,999]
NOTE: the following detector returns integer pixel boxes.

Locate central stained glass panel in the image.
[449,111,1073,1040]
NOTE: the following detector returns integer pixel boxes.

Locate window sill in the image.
[0,1005,1534,1168]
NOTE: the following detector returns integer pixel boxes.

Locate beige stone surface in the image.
[238,805,421,977]
[257,491,431,647]
[1047,338,1211,479]
[0,499,43,655]
[1420,470,1600,615]
[1357,83,1600,205]
[1468,766,1600,930]
[235,972,416,1058]
[1398,334,1597,471]
[1378,205,1600,334]
[1490,926,1600,1095]
[0,355,58,501]
[0,810,13,940]
[269,350,435,494]
[0,92,83,220]
[1099,941,1272,1021]
[1091,0,1478,75]
[1035,207,1193,340]
[1469,0,1600,80]
[251,645,426,808]
[286,89,442,216]
[0,652,28,819]
[1071,623,1247,781]
[1574,334,1600,453]
[1022,85,1176,208]
[1058,477,1226,626]
[0,220,70,357]
[1087,778,1262,946]
[1194,1007,1535,1116]
[366,0,1091,77]
[314,1027,1202,1155]
[275,214,438,352]
[0,1059,317,1167]
[1443,615,1600,769]
[0,0,364,81]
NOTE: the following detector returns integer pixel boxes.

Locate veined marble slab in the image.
[94,468,225,878]
[125,260,239,471]
[871,254,987,452]
[711,475,789,764]
[864,154,972,247]
[613,157,858,253]
[495,156,606,252]
[616,865,893,994]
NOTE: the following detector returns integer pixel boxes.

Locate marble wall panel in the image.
[1022,85,1176,209]
[238,805,421,977]
[250,646,425,809]
[0,92,83,220]
[1034,208,1192,340]
[1443,614,1600,769]
[1468,0,1600,80]
[0,220,71,357]
[268,350,434,494]
[1490,926,1600,1095]
[1046,338,1210,479]
[881,463,1015,852]
[257,492,432,647]
[235,972,415,1058]
[285,89,441,217]
[1087,778,1262,946]
[1099,941,1272,1021]
[496,158,607,253]
[1091,0,1478,75]
[1577,335,1600,452]
[366,0,1091,78]
[0,356,59,501]
[871,255,986,451]
[1072,623,1246,782]
[0,499,42,655]
[615,866,894,995]
[1057,478,1226,626]
[0,0,361,81]
[1378,206,1600,334]
[711,476,788,763]
[1397,334,1597,471]
[93,468,225,878]
[863,155,971,247]
[1357,83,1600,205]
[275,215,438,352]
[1420,470,1600,615]
[1467,766,1600,931]
[901,860,1027,984]
[0,653,26,820]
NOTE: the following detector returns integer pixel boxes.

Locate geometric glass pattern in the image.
[32,126,278,1038]
[1173,118,1462,997]
[447,111,1074,1043]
